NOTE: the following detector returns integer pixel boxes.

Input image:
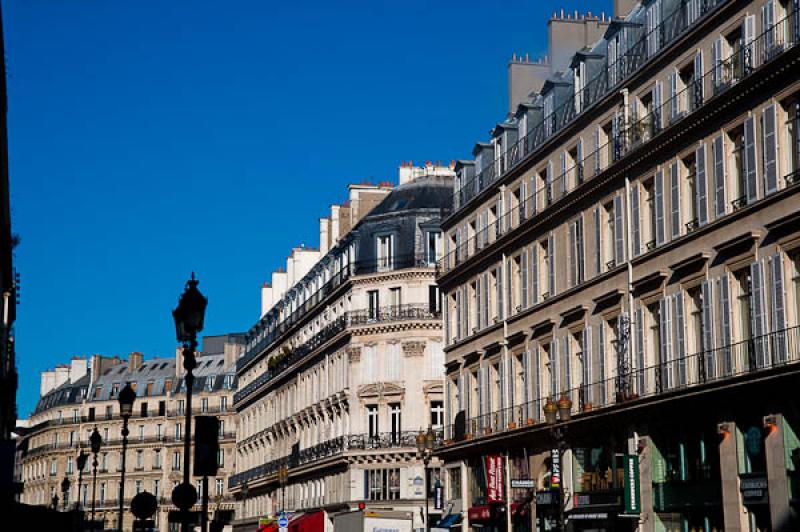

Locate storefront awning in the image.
[289,511,324,532]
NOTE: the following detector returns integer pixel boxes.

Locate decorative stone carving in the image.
[402,341,425,357]
[346,346,361,362]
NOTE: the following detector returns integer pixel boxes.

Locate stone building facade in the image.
[18,335,241,531]
[438,0,800,531]
[231,164,454,531]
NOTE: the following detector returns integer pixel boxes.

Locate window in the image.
[104,405,112,420]
[216,478,224,496]
[220,396,228,412]
[219,420,225,435]
[201,398,209,413]
[101,453,108,472]
[367,405,379,439]
[86,407,96,422]
[136,450,143,469]
[158,401,166,416]
[172,451,181,471]
[156,424,162,439]
[138,425,144,441]
[66,457,73,474]
[367,468,401,501]
[140,402,148,418]
[430,401,444,429]
[69,431,75,446]
[177,400,185,415]
[205,376,215,392]
[175,423,182,441]
[389,403,402,442]
[367,290,379,320]
[448,467,462,500]
[100,483,106,504]
[569,217,585,287]
[164,380,173,394]
[110,383,120,398]
[429,285,441,314]
[426,231,442,265]
[153,450,162,470]
[145,381,154,396]
[376,234,394,270]
[154,479,161,498]
[135,480,142,495]
[389,287,402,309]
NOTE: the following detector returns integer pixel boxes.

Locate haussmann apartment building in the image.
[436,0,800,531]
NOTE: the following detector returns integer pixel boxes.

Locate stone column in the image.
[764,414,795,531]
[717,422,748,531]
[637,435,655,532]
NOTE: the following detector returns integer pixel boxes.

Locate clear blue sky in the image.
[4,0,610,417]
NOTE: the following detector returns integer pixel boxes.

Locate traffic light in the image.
[194,416,220,477]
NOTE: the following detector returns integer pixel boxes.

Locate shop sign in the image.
[622,454,640,515]
[485,455,505,502]
[510,479,536,489]
[535,490,556,506]
[468,505,492,522]
[434,485,444,510]
[740,475,769,505]
[570,513,609,520]
[550,449,561,487]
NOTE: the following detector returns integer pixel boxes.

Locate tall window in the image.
[136,450,143,469]
[66,457,74,474]
[172,451,181,471]
[368,469,401,501]
[389,403,402,442]
[367,290,379,320]
[153,450,161,469]
[100,483,106,504]
[215,479,224,496]
[430,401,444,429]
[175,423,182,441]
[377,234,394,270]
[367,405,379,439]
[201,397,209,413]
[154,479,161,498]
[138,425,144,441]
[426,231,442,265]
[389,287,402,309]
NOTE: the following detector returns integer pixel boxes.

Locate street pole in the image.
[90,452,99,532]
[423,458,430,532]
[118,415,130,532]
[182,338,197,532]
[201,475,209,532]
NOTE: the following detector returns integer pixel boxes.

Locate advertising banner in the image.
[484,455,505,502]
[623,454,641,515]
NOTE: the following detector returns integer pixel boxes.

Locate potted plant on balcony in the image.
[582,401,593,413]
[507,420,517,429]
[525,416,536,426]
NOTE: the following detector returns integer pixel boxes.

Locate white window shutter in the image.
[582,327,592,405]
[718,274,733,375]
[568,222,577,287]
[635,306,645,394]
[763,104,778,194]
[673,293,687,385]
[743,115,759,203]
[613,194,625,265]
[701,280,715,379]
[531,246,539,305]
[655,170,665,245]
[771,253,787,362]
[669,70,678,121]
[594,207,602,273]
[712,134,726,218]
[750,261,768,367]
[563,337,571,393]
[694,51,704,104]
[521,249,528,309]
[670,162,681,239]
[597,324,606,405]
[653,80,663,132]
[696,143,708,225]
[548,233,556,296]
[631,183,641,256]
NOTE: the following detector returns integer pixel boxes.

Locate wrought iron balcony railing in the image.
[441,325,800,445]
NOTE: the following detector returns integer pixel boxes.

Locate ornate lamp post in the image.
[544,395,571,532]
[415,427,436,532]
[277,465,289,514]
[89,428,103,532]
[117,382,136,532]
[61,477,71,511]
[76,450,88,511]
[171,273,208,532]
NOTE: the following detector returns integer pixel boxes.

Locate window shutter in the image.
[653,80,663,132]
[701,280,716,380]
[658,298,673,389]
[718,274,733,375]
[577,216,585,284]
[594,207,602,274]
[477,366,483,419]
[560,151,567,198]
[631,183,641,256]
[506,257,513,317]
[522,350,530,406]
[613,194,625,265]
[548,233,556,296]
[597,324,606,405]
[696,143,708,225]
[673,292,687,385]
[669,70,678,121]
[483,273,490,328]
[712,38,722,89]
[594,127,601,174]
[499,358,506,416]
[635,306,645,395]
[531,246,539,305]
[694,51,704,104]
[771,253,787,362]
[456,373,463,413]
[569,222,577,287]
[743,15,756,72]
[530,176,538,216]
[497,264,504,322]
[670,162,681,239]
[655,170,665,245]
[534,346,542,416]
[475,277,482,331]
[521,249,529,309]
[763,1,775,50]
[484,366,492,416]
[750,261,768,367]
[712,134,727,218]
[743,115,759,203]
[576,139,584,183]
[520,180,527,221]
[763,104,778,194]
[582,327,592,405]
[463,285,470,336]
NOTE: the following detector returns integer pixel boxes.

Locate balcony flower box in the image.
[526,418,536,426]
[464,433,474,440]
[582,403,593,413]
[507,422,517,430]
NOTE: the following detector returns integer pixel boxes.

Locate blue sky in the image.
[4,0,610,416]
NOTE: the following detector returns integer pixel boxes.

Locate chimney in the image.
[319,218,330,255]
[40,370,56,397]
[70,357,88,383]
[223,340,244,369]
[175,346,184,379]
[129,351,144,370]
[613,0,637,18]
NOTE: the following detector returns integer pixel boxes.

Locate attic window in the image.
[160,363,168,370]
[139,365,147,372]
[118,367,126,374]
[217,360,224,366]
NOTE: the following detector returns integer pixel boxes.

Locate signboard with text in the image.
[484,455,505,502]
[550,449,561,488]
[623,454,641,515]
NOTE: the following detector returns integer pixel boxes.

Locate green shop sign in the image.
[623,454,641,515]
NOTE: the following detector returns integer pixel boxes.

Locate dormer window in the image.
[376,233,395,271]
[543,93,555,137]
[573,62,586,113]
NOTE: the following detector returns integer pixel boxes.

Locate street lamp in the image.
[277,465,289,514]
[117,382,136,532]
[76,450,88,511]
[416,427,436,532]
[89,428,103,532]
[171,273,208,532]
[61,477,71,511]
[545,395,571,532]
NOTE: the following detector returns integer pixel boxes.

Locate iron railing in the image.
[239,254,436,372]
[234,304,441,405]
[442,325,800,443]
